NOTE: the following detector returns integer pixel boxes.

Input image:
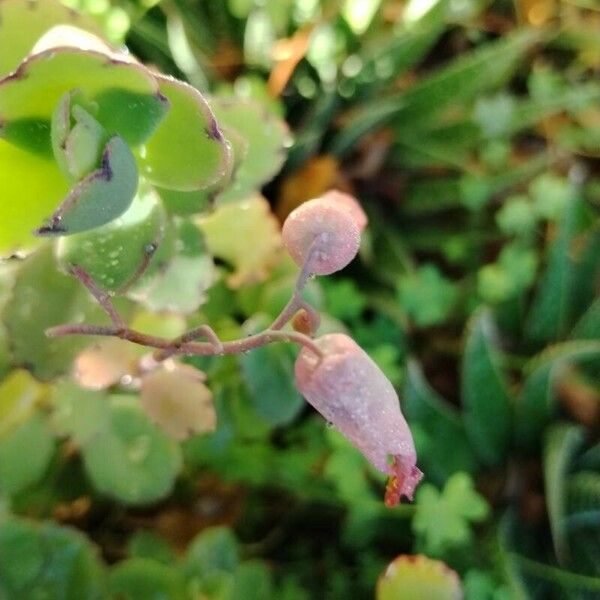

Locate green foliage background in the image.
[1,0,599,598]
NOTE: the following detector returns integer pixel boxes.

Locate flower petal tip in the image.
[384,457,423,507]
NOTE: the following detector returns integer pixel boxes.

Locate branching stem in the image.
[48,256,324,359]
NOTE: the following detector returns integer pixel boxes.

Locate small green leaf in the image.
[572,298,600,341]
[131,219,215,313]
[210,99,289,204]
[140,75,232,191]
[461,310,512,465]
[50,381,110,446]
[128,531,176,565]
[0,518,105,599]
[82,395,182,505]
[397,264,457,327]
[0,48,158,125]
[240,315,304,426]
[1,245,103,380]
[36,135,139,236]
[526,192,582,342]
[0,369,48,437]
[109,558,187,600]
[404,360,477,484]
[0,0,99,77]
[95,88,169,147]
[56,185,166,293]
[413,472,489,556]
[515,341,600,448]
[543,423,584,565]
[184,527,239,579]
[0,413,54,495]
[231,561,274,600]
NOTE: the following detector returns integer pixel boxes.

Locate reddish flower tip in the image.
[384,456,424,507]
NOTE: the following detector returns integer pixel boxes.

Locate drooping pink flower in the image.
[321,190,368,232]
[295,333,423,504]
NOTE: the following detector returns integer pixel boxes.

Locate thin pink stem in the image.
[271,239,321,331]
[69,265,125,328]
[47,323,323,358]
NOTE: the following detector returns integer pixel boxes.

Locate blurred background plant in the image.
[1,0,599,598]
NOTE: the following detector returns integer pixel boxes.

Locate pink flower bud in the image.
[295,334,423,504]
[321,190,368,232]
[282,198,360,275]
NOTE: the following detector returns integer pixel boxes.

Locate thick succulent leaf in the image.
[131,219,215,313]
[572,298,600,340]
[461,309,512,466]
[36,135,139,236]
[515,341,600,448]
[184,527,239,579]
[0,48,158,123]
[55,185,166,292]
[82,395,182,504]
[51,381,111,446]
[210,99,290,204]
[140,75,232,191]
[544,423,584,565]
[0,518,105,599]
[0,139,68,254]
[0,369,48,437]
[240,315,304,426]
[0,0,99,77]
[526,194,582,342]
[404,359,477,484]
[0,412,55,495]
[155,186,213,216]
[1,245,105,380]
[377,555,462,600]
[108,558,187,600]
[198,195,282,287]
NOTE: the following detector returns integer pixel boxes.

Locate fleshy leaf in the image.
[0,518,105,599]
[1,245,104,380]
[544,423,584,566]
[0,369,48,437]
[198,195,282,287]
[108,558,187,600]
[50,381,110,446]
[82,395,182,504]
[0,139,68,254]
[36,135,139,236]
[55,184,166,292]
[377,555,463,600]
[210,99,290,204]
[51,94,108,182]
[404,360,477,484]
[0,413,55,495]
[461,309,512,466]
[0,48,158,125]
[131,219,215,313]
[140,364,216,440]
[0,0,99,77]
[240,315,304,426]
[140,75,232,191]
